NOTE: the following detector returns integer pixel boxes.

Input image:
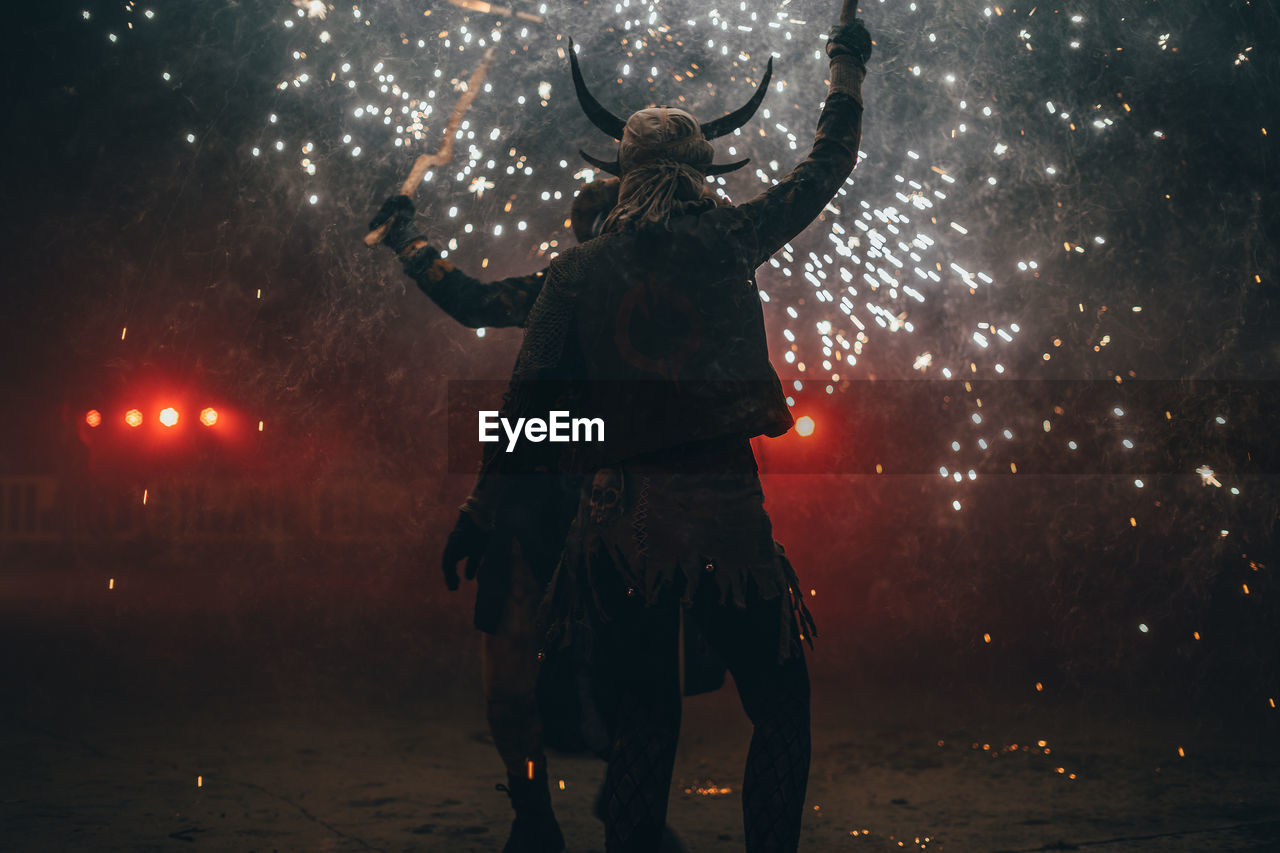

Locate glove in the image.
[368,194,426,254]
[440,508,491,591]
[827,17,873,66]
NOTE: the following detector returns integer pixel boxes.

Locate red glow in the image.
[124,409,144,428]
[199,407,219,427]
[795,415,816,437]
[85,410,102,428]
[158,407,180,428]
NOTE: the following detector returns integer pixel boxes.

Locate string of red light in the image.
[84,407,219,428]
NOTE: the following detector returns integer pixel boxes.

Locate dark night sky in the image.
[3,0,1277,486]
[5,1,1276,401]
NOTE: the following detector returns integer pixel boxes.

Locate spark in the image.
[290,0,327,18]
[1196,465,1221,487]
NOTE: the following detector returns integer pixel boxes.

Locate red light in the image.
[85,410,102,428]
[795,415,816,437]
[158,407,180,428]
[199,407,218,427]
[124,409,144,428]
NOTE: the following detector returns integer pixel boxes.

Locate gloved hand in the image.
[440,508,491,591]
[368,194,426,254]
[827,17,873,66]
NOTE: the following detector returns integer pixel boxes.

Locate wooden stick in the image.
[364,46,497,247]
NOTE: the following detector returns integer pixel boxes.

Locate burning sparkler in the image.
[443,0,544,24]
[364,47,498,246]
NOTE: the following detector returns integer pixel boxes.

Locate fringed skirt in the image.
[541,438,815,663]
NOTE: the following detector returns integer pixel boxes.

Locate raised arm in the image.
[738,12,872,265]
[368,195,545,328]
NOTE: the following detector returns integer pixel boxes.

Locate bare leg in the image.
[481,553,564,853]
[483,553,544,777]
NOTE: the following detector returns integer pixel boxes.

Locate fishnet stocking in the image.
[592,585,682,853]
[740,686,810,851]
[603,692,681,851]
[701,595,811,853]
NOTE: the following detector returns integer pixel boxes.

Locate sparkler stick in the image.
[444,0,545,23]
[363,46,497,247]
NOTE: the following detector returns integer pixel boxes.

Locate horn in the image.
[700,57,773,140]
[702,158,751,175]
[569,39,627,140]
[579,149,623,175]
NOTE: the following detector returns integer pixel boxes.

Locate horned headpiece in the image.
[570,39,772,176]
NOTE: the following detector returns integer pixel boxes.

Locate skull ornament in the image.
[589,468,625,523]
